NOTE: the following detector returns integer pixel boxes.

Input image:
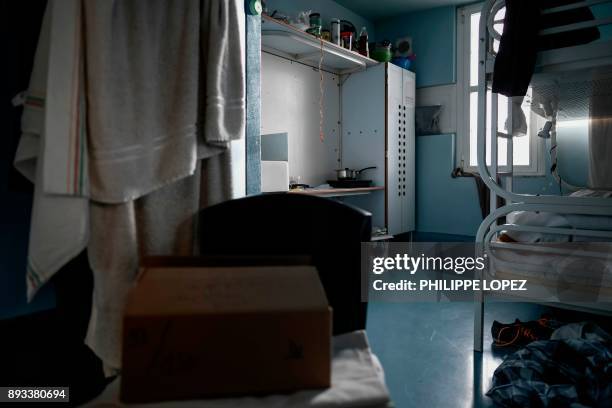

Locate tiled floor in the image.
[366,301,550,408]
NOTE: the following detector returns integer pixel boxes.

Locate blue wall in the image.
[416,134,482,235]
[1,0,56,319]
[592,3,612,40]
[376,6,456,88]
[556,123,590,188]
[0,191,56,319]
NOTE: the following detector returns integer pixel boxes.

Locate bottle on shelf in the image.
[358,26,369,57]
[331,18,341,45]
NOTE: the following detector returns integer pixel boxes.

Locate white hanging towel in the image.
[82,0,200,203]
[81,0,243,373]
[13,0,89,300]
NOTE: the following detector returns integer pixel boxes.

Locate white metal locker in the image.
[386,64,403,235]
[341,63,415,236]
[402,69,416,233]
[340,64,386,229]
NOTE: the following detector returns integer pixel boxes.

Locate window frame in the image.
[456,2,545,176]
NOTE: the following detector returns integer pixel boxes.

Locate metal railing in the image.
[473,0,612,351]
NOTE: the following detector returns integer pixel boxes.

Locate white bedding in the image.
[488,241,612,305]
[487,190,612,306]
[85,330,390,408]
[504,189,612,243]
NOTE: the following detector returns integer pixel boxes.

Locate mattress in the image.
[487,241,612,305]
[530,65,612,120]
[503,189,612,243]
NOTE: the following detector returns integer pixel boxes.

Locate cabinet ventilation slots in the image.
[340,63,415,235]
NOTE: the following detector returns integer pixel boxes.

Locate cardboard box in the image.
[120,262,332,403]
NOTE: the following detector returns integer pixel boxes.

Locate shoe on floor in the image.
[491,317,557,348]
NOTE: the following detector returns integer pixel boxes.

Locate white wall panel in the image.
[387,64,404,234]
[403,70,416,232]
[341,64,386,229]
[231,11,246,198]
[261,53,340,187]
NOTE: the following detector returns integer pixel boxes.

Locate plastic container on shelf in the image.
[309,12,322,29]
[331,18,341,45]
[357,26,369,57]
[341,31,353,50]
[372,44,392,62]
[392,55,415,70]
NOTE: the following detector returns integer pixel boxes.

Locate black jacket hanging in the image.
[492,0,600,97]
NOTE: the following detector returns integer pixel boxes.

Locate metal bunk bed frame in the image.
[474,0,612,351]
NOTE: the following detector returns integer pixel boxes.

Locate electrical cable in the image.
[319,38,324,142]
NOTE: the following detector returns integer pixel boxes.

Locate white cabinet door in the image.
[402,70,416,233]
[386,64,404,235]
[340,64,386,229]
[341,63,415,236]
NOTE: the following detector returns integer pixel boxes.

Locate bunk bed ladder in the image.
[475,0,516,353]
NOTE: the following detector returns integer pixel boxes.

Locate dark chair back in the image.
[198,193,372,335]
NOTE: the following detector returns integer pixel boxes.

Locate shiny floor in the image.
[366,302,550,408]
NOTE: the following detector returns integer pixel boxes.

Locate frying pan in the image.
[335,166,376,180]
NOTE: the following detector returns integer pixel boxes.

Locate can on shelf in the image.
[309,12,322,29]
[331,18,340,46]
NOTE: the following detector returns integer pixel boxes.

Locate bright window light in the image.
[461,4,539,173]
[556,119,589,128]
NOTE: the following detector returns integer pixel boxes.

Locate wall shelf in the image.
[261,15,378,74]
[371,234,394,242]
[288,186,384,198]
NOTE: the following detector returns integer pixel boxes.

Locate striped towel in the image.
[14,0,89,300]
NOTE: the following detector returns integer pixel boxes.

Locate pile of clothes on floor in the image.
[488,318,612,407]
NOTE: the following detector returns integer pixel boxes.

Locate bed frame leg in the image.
[474,290,484,352]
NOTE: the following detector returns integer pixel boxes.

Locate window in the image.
[456,3,545,175]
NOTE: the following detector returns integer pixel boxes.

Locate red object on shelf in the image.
[358,26,369,57]
[340,31,353,50]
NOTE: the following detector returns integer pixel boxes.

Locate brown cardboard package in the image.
[120,261,332,403]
